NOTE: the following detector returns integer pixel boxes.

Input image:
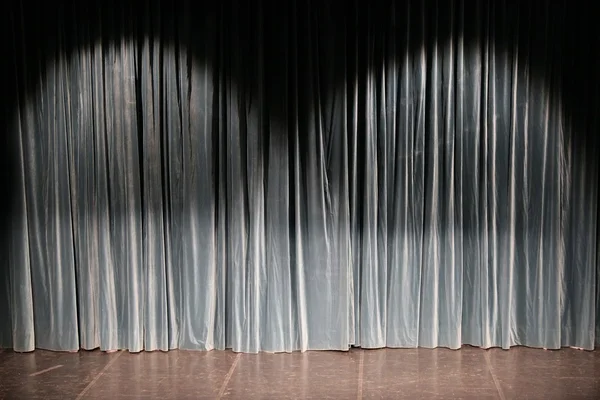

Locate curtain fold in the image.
[1,0,599,353]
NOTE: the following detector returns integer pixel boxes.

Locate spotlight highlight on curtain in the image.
[1,0,599,353]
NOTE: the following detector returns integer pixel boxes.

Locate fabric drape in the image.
[1,0,599,353]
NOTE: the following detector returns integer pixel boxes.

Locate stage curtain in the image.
[1,0,599,353]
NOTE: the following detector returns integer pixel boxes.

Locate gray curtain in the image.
[1,0,599,353]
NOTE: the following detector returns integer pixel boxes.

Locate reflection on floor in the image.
[0,346,598,399]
